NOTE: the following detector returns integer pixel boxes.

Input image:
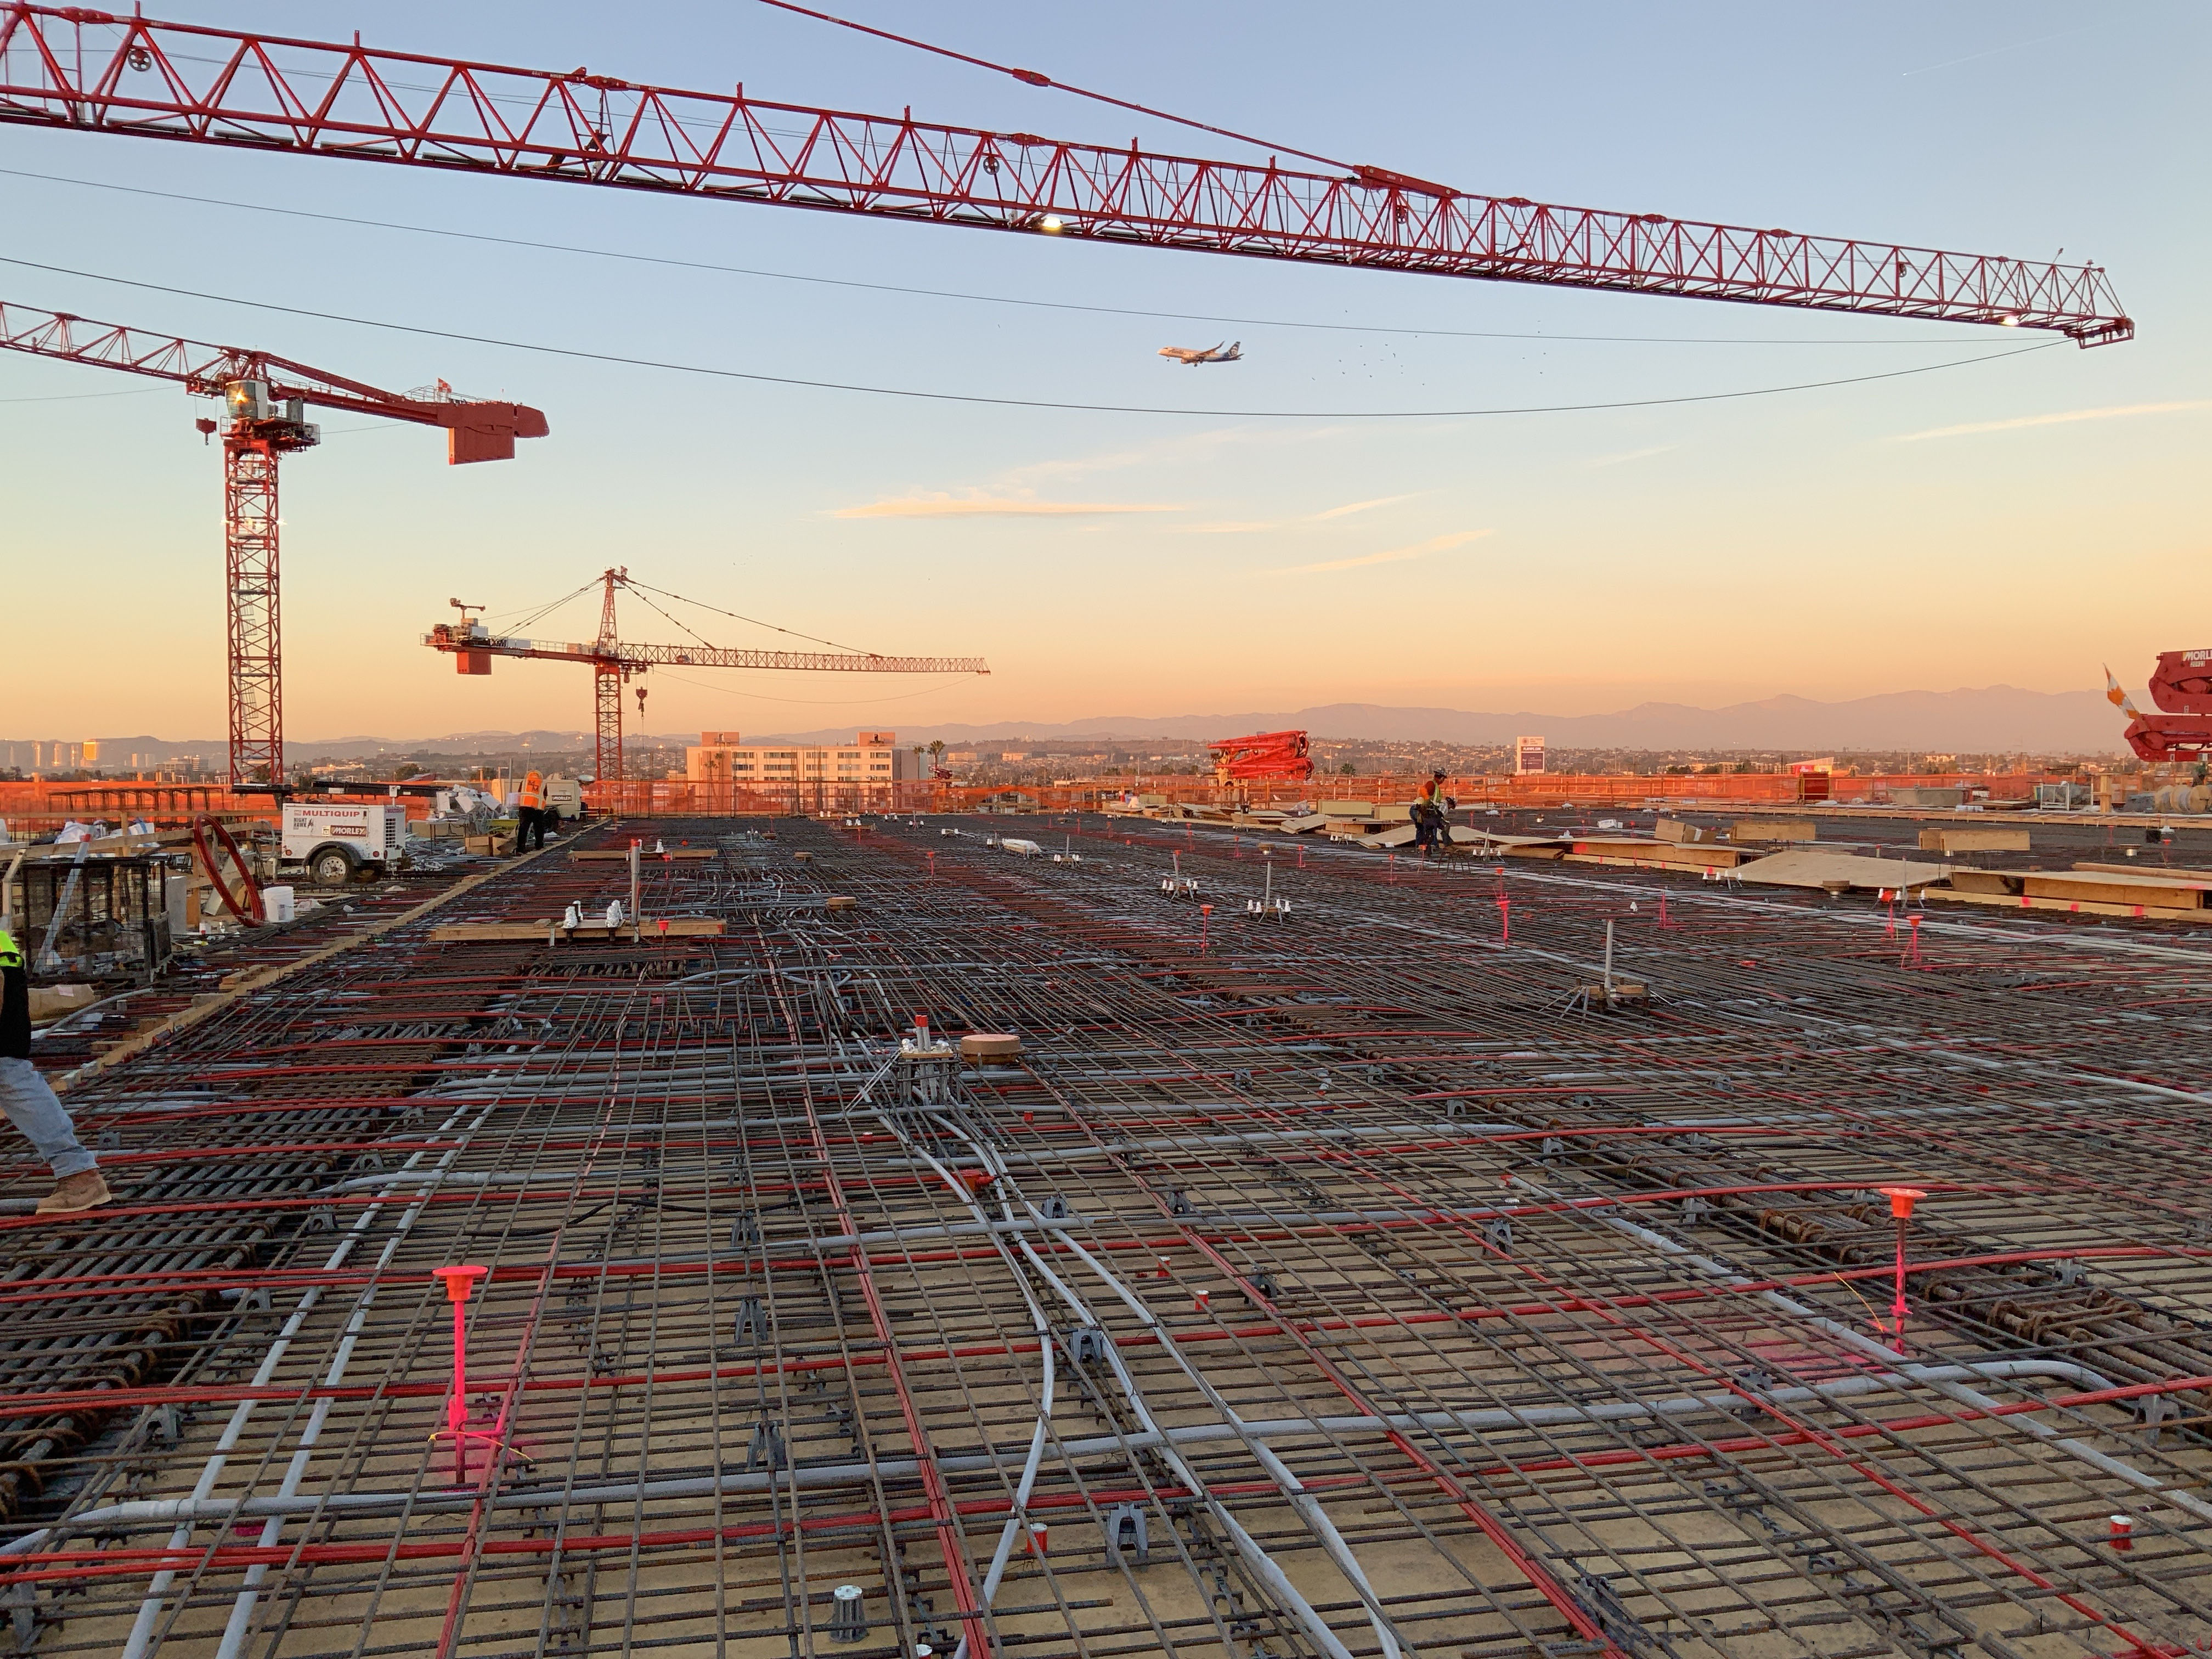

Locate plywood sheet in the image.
[1734,850,1948,891]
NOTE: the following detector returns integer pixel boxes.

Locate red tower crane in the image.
[425,568,989,781]
[0,299,547,788]
[0,5,2130,343]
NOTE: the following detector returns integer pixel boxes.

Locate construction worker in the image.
[1410,769,1458,858]
[0,927,112,1214]
[514,769,548,855]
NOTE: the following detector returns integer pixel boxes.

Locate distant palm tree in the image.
[928,739,946,774]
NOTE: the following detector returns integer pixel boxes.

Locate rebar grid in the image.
[4,813,2210,1659]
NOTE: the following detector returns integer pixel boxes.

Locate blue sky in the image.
[3,1,2205,742]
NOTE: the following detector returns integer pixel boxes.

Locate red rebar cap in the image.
[1876,1186,1927,1219]
[434,1265,490,1302]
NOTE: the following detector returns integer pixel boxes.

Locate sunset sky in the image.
[3,1,2206,743]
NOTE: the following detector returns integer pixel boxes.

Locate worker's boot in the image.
[36,1170,114,1215]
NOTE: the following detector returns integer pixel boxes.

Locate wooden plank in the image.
[2019,872,2204,910]
[1561,851,1736,876]
[1573,838,1746,868]
[569,848,718,861]
[1925,887,2202,923]
[427,918,727,942]
[2071,861,2212,882]
[1733,819,1816,842]
[1944,870,2018,895]
[1919,826,2031,853]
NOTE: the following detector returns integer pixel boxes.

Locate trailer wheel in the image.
[308,846,357,887]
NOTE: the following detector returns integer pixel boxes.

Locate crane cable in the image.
[619,575,880,657]
[748,0,1355,172]
[0,165,2004,348]
[0,252,2064,421]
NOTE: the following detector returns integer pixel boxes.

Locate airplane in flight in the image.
[1158,341,1243,365]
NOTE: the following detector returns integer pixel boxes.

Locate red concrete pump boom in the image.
[1210,730,1314,783]
[426,568,989,783]
[0,298,546,788]
[2111,649,2212,763]
[0,5,2131,344]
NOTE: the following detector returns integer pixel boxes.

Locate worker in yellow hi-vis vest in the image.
[0,927,112,1214]
[515,768,549,855]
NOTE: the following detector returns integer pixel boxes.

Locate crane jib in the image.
[0,3,2130,342]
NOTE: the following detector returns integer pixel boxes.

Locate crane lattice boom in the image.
[0,300,549,437]
[426,571,988,782]
[425,629,990,678]
[0,4,2130,343]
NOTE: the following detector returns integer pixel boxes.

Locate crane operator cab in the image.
[219,378,320,453]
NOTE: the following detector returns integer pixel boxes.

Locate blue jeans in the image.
[0,1057,98,1177]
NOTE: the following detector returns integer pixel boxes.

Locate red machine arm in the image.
[0,5,2130,344]
[1210,730,1314,783]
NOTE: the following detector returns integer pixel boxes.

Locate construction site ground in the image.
[4,812,2211,1658]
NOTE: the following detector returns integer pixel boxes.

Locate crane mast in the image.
[0,4,2130,342]
[0,300,547,787]
[426,569,990,781]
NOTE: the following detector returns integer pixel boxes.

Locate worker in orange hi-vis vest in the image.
[515,769,549,855]
[1410,770,1457,859]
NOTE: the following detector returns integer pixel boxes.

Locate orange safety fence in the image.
[0,780,442,835]
[581,770,2070,819]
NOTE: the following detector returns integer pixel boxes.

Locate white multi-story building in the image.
[685,731,916,802]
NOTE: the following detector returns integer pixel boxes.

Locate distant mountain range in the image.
[14,686,2128,763]
[736,686,2127,754]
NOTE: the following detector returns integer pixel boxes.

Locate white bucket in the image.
[262,885,296,924]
